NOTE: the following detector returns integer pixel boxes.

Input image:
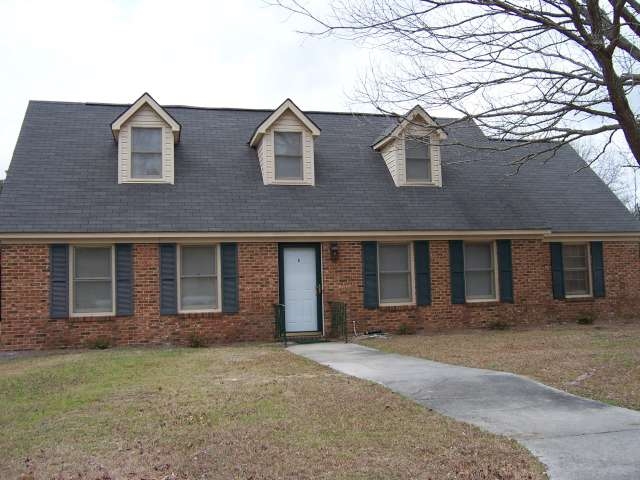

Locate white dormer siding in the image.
[250,99,320,186]
[374,106,446,187]
[117,105,175,184]
[256,111,315,185]
[112,93,181,185]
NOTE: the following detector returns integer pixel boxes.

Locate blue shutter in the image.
[49,244,69,319]
[590,241,605,298]
[497,240,514,303]
[221,243,239,313]
[116,244,133,316]
[159,244,177,315]
[550,242,565,299]
[449,240,465,304]
[414,241,431,306]
[362,241,379,309]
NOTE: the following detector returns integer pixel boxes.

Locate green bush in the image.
[487,320,510,331]
[188,333,207,348]
[396,323,413,335]
[577,315,595,325]
[88,337,110,350]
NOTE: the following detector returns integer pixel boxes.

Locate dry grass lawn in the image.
[363,322,640,410]
[0,345,545,479]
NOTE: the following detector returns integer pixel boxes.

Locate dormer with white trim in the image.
[249,99,321,186]
[111,93,181,184]
[373,105,447,187]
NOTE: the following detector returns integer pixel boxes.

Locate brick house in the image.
[0,93,638,350]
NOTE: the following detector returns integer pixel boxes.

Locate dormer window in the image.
[373,105,446,188]
[131,127,163,179]
[250,99,321,186]
[405,137,431,183]
[275,132,303,181]
[111,93,181,185]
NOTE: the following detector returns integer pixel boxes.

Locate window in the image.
[378,243,413,304]
[131,127,162,179]
[274,131,303,181]
[72,246,114,315]
[562,243,591,296]
[405,137,431,183]
[464,242,497,301]
[179,245,219,312]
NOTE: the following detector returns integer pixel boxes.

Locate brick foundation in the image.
[1,239,639,350]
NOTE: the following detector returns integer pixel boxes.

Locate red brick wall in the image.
[0,243,279,350]
[322,240,640,335]
[1,239,638,350]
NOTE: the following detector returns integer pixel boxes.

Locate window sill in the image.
[402,181,437,187]
[465,297,499,304]
[271,180,313,186]
[69,311,116,318]
[379,302,417,310]
[61,314,118,322]
[121,179,171,184]
[168,311,224,319]
[464,299,501,307]
[178,309,221,315]
[563,295,595,303]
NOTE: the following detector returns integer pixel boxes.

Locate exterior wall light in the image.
[330,242,339,261]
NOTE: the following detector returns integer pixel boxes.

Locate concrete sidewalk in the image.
[289,342,640,480]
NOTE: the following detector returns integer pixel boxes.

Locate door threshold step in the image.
[287,331,322,337]
[289,337,329,344]
[284,332,327,345]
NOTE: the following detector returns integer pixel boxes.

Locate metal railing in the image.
[329,301,348,343]
[274,303,287,347]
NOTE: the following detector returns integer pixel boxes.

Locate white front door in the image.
[283,247,318,332]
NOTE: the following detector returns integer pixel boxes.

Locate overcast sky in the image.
[0,0,406,177]
[0,0,636,206]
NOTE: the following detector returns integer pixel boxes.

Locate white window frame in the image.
[69,245,116,317]
[562,242,593,298]
[272,129,305,183]
[463,241,499,303]
[128,125,165,183]
[404,136,433,185]
[377,242,415,306]
[177,244,222,314]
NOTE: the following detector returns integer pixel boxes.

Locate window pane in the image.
[132,153,162,178]
[181,246,216,276]
[406,157,431,182]
[565,270,589,295]
[464,243,493,270]
[275,155,302,179]
[132,127,162,153]
[405,138,429,159]
[465,271,495,299]
[379,244,409,272]
[74,280,112,313]
[275,132,301,156]
[380,272,411,302]
[181,277,216,309]
[562,244,587,269]
[75,247,111,279]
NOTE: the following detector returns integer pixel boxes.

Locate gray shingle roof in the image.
[0,100,637,234]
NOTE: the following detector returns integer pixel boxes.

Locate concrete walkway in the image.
[289,342,640,480]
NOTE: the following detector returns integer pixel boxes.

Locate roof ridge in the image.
[27,99,433,118]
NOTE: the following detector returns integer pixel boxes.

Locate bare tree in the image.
[272,0,640,166]
[575,139,636,209]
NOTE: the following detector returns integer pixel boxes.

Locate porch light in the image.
[330,242,339,261]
